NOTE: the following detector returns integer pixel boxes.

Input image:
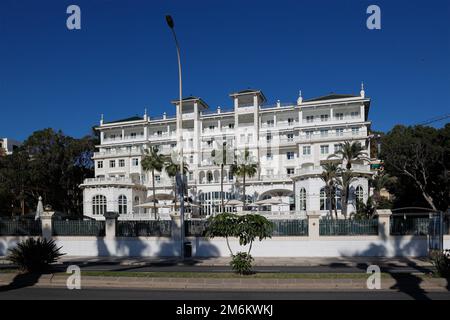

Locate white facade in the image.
[0,138,21,155]
[81,86,373,220]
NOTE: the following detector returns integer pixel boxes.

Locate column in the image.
[376,209,392,238]
[40,209,55,240]
[307,211,321,240]
[104,212,119,239]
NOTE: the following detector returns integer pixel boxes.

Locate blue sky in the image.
[1,0,449,140]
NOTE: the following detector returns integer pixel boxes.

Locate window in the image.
[286,168,295,175]
[209,125,215,130]
[132,158,139,166]
[97,161,103,169]
[157,130,163,136]
[352,127,360,135]
[207,140,213,147]
[305,131,314,139]
[356,185,364,203]
[155,175,161,182]
[320,114,329,122]
[207,172,213,183]
[334,144,342,152]
[287,133,294,142]
[303,146,311,155]
[320,129,328,137]
[189,155,194,164]
[320,187,341,211]
[130,132,137,139]
[266,152,273,160]
[266,169,274,176]
[171,143,176,148]
[306,115,314,123]
[247,134,253,143]
[299,188,306,210]
[336,128,344,136]
[267,120,274,127]
[119,159,125,167]
[92,195,107,215]
[288,118,294,126]
[240,134,245,143]
[189,172,194,181]
[320,145,329,155]
[118,195,127,214]
[266,134,272,142]
[228,123,234,129]
[286,152,295,160]
[335,113,344,120]
[109,160,116,168]
[110,134,116,140]
[351,111,359,119]
[228,171,234,181]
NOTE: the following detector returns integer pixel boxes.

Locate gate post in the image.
[376,209,392,238]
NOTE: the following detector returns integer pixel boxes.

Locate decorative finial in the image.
[100,114,104,125]
[360,82,365,98]
[297,90,303,105]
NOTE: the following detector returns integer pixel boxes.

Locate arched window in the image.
[118,195,127,214]
[355,185,364,203]
[92,195,106,215]
[299,188,306,210]
[320,187,328,210]
[207,172,213,183]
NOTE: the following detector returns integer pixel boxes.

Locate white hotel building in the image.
[81,85,373,220]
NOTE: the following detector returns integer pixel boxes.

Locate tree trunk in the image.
[242,172,246,209]
[152,169,157,220]
[220,164,224,214]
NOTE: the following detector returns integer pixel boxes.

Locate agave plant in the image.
[8,238,65,273]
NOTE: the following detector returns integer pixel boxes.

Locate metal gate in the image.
[391,207,448,253]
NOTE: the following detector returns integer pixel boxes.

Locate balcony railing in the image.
[82,176,145,186]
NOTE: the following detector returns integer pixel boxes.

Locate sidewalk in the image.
[46,256,433,268]
[0,272,448,292]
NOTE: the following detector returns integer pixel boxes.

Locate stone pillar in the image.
[170,213,182,256]
[377,209,392,238]
[40,209,54,240]
[307,211,321,240]
[104,212,119,239]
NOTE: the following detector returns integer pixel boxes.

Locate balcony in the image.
[148,132,176,141]
[300,131,365,142]
[81,176,145,187]
[93,148,143,159]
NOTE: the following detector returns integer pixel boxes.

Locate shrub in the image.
[8,238,65,273]
[230,252,254,275]
[430,249,450,278]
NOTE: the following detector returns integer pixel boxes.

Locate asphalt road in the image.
[0,287,449,300]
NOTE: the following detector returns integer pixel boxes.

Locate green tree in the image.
[381,124,449,211]
[141,146,165,219]
[320,162,339,219]
[230,149,258,208]
[206,213,273,274]
[329,141,369,170]
[369,173,395,210]
[335,169,356,218]
[164,156,189,212]
[211,142,232,214]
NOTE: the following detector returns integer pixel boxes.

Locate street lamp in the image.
[166,15,185,260]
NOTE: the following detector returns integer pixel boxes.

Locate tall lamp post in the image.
[166,15,185,260]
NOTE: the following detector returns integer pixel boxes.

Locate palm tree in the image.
[329,141,369,170]
[211,142,231,214]
[335,169,356,218]
[141,146,165,219]
[370,173,394,210]
[320,162,339,219]
[164,156,189,212]
[230,149,258,208]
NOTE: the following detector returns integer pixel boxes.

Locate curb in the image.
[0,274,448,292]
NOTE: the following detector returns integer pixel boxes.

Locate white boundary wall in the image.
[1,235,449,258]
